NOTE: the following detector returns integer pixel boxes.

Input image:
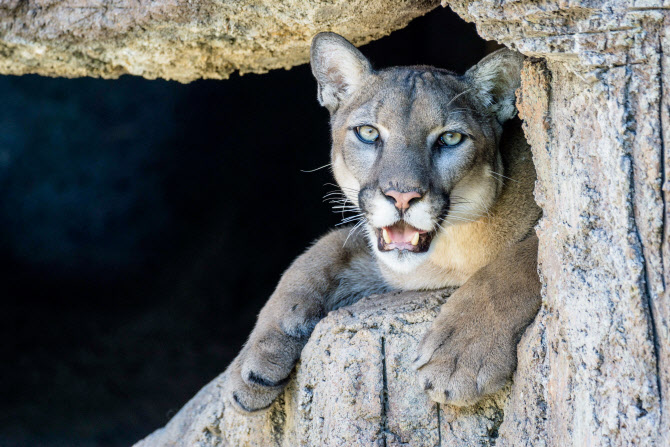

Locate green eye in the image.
[355,125,380,144]
[438,131,463,147]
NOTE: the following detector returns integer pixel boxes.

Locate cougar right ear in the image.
[464,48,524,123]
[310,32,372,113]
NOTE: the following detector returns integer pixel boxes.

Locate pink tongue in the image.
[386,225,418,243]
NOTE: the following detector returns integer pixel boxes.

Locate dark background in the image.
[0,7,488,447]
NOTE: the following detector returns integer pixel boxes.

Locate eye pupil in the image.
[438,131,463,147]
[355,125,379,144]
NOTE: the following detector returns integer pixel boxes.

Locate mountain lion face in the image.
[311,33,524,273]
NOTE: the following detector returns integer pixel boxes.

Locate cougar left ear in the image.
[464,49,524,123]
[310,32,372,113]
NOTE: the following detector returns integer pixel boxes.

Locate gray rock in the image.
[135,291,510,446]
[444,0,669,444]
[0,0,439,82]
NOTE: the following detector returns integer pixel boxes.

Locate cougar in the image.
[224,32,541,412]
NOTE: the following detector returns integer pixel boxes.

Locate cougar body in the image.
[224,33,541,411]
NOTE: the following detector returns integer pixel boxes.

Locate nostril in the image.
[384,189,422,211]
[407,194,421,207]
[383,189,402,207]
[383,189,397,206]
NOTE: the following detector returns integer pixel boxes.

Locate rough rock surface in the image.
[0,0,438,82]
[442,0,669,445]
[135,291,511,447]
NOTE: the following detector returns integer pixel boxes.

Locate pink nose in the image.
[384,190,422,211]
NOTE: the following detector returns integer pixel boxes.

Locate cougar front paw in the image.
[225,330,305,412]
[223,351,286,413]
[412,297,518,407]
[225,313,318,412]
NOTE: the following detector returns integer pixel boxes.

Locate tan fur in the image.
[383,123,539,289]
[223,33,542,413]
[414,234,540,405]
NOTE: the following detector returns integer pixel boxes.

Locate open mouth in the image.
[374,221,434,253]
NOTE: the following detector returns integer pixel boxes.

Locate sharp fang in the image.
[411,232,420,246]
[382,228,392,244]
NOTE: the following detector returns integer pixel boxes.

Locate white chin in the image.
[374,248,429,273]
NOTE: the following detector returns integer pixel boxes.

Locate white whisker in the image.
[337,213,366,226]
[445,214,477,223]
[489,171,518,183]
[434,219,451,234]
[332,206,359,211]
[343,219,367,247]
[300,163,332,173]
[445,88,473,109]
[324,183,358,192]
[323,192,346,199]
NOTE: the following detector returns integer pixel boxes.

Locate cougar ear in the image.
[310,32,372,113]
[464,48,524,123]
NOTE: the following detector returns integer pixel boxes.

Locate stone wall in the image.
[0,0,438,82]
[444,1,669,444]
[3,0,668,445]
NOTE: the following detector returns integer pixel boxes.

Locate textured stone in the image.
[48,0,667,445]
[0,0,439,82]
[442,1,669,445]
[135,291,510,446]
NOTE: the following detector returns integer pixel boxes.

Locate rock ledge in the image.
[135,290,510,447]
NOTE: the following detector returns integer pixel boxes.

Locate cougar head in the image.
[310,32,523,273]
